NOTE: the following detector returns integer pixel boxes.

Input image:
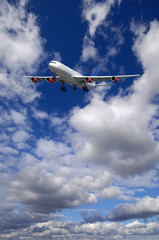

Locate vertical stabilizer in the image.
[93,68,98,76]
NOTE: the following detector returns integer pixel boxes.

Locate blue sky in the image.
[1,0,159,239]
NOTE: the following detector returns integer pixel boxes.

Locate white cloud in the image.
[82,0,116,37]
[121,170,158,188]
[32,108,49,120]
[0,0,44,103]
[80,0,122,63]
[80,37,98,62]
[107,196,159,221]
[19,153,39,168]
[1,219,159,239]
[36,138,72,160]
[0,108,27,126]
[101,186,122,199]
[73,171,113,191]
[51,51,62,62]
[69,19,159,177]
[10,110,26,125]
[131,21,159,111]
[0,145,19,156]
[122,221,159,237]
[0,0,43,71]
[7,164,98,214]
[125,220,145,229]
[30,220,159,239]
[12,130,30,149]
[117,0,122,5]
[69,91,159,176]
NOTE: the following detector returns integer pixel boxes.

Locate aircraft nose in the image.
[49,62,53,71]
[49,61,59,73]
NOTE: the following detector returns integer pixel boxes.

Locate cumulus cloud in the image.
[80,36,97,62]
[73,171,113,191]
[80,0,122,63]
[51,51,62,62]
[32,108,49,120]
[36,138,72,160]
[0,0,44,103]
[82,0,116,37]
[81,211,106,223]
[125,220,146,229]
[2,219,159,239]
[101,186,122,199]
[1,105,118,226]
[69,92,159,177]
[107,196,159,221]
[69,19,159,177]
[8,165,98,214]
[0,107,32,163]
[131,20,159,102]
[31,221,122,239]
[12,130,30,149]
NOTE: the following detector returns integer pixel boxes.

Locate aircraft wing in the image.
[73,74,142,82]
[23,75,62,83]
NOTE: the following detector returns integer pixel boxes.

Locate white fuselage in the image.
[48,61,96,90]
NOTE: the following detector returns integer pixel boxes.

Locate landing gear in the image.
[73,86,77,90]
[60,81,66,92]
[82,86,89,92]
[60,86,66,92]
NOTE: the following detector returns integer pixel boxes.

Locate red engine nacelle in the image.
[112,76,119,82]
[86,77,93,83]
[46,77,54,83]
[31,77,38,83]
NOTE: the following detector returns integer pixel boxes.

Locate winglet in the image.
[140,72,144,76]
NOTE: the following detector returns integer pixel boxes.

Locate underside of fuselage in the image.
[58,78,96,92]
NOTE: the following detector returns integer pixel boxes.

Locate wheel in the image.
[83,86,88,92]
[60,86,66,92]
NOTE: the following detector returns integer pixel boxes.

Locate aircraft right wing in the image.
[23,75,62,83]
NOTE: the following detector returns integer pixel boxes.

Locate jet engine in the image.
[31,77,38,83]
[85,77,93,83]
[112,76,119,82]
[46,77,54,83]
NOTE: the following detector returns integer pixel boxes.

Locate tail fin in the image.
[93,68,98,76]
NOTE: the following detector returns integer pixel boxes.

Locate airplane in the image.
[24,60,142,92]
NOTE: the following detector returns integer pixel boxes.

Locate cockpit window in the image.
[51,61,56,64]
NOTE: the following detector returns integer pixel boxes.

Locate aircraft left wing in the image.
[23,76,62,83]
[73,74,142,83]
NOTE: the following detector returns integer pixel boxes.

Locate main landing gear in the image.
[82,86,89,92]
[60,85,88,92]
[60,86,66,92]
[73,86,77,90]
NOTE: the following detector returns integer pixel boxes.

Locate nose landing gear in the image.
[73,86,77,90]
